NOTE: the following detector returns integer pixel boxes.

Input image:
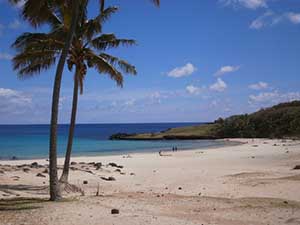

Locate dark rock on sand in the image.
[101,176,116,181]
[83,180,88,184]
[115,169,121,173]
[293,165,300,170]
[23,168,30,173]
[95,162,102,170]
[111,209,119,214]
[36,173,46,178]
[108,162,123,169]
[42,169,49,174]
[31,162,39,168]
[71,162,77,165]
[85,170,94,174]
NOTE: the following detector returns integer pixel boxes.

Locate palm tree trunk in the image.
[100,0,105,12]
[60,70,79,183]
[49,0,80,201]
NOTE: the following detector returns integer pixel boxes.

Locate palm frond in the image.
[12,32,65,56]
[84,6,118,40]
[100,53,137,75]
[90,34,136,50]
[86,52,123,87]
[20,0,63,28]
[151,0,160,6]
[13,50,57,77]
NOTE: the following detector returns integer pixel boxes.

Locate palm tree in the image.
[60,6,136,183]
[12,4,137,185]
[11,0,81,201]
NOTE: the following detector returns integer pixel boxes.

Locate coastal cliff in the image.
[110,101,300,140]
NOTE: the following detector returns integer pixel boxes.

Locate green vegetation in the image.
[111,101,300,140]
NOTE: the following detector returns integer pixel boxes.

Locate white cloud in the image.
[0,88,32,114]
[210,78,227,92]
[286,12,300,24]
[186,85,202,95]
[249,91,300,106]
[250,11,300,30]
[0,52,12,60]
[167,63,197,78]
[8,19,21,29]
[220,0,268,10]
[214,65,240,76]
[5,0,25,9]
[250,11,274,29]
[124,99,136,107]
[249,81,268,90]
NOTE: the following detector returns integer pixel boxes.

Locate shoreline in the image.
[0,138,242,162]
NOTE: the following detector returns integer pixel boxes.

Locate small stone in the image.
[31,162,39,168]
[101,176,116,181]
[284,201,288,204]
[42,169,48,174]
[83,180,88,184]
[95,162,102,170]
[23,168,30,173]
[115,169,121,173]
[71,162,77,165]
[178,187,182,190]
[293,165,300,170]
[130,173,135,176]
[108,163,123,169]
[36,173,46,178]
[111,209,119,214]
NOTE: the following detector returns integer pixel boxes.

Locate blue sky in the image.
[0,0,300,124]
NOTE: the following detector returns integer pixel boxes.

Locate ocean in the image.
[0,123,228,160]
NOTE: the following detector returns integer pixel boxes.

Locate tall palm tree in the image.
[12,4,137,185]
[60,6,137,183]
[11,0,81,201]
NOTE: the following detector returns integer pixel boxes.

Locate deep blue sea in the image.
[0,123,228,160]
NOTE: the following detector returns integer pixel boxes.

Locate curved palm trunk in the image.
[60,70,79,183]
[49,0,80,201]
[100,0,105,12]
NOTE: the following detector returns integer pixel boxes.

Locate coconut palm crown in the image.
[12,2,137,89]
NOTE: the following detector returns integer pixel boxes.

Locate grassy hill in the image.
[110,101,300,140]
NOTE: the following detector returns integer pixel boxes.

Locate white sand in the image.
[1,138,300,225]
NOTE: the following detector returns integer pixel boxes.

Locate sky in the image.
[0,0,300,124]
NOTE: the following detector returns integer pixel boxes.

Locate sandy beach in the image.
[1,138,300,225]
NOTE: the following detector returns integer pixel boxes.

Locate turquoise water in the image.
[0,123,228,160]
